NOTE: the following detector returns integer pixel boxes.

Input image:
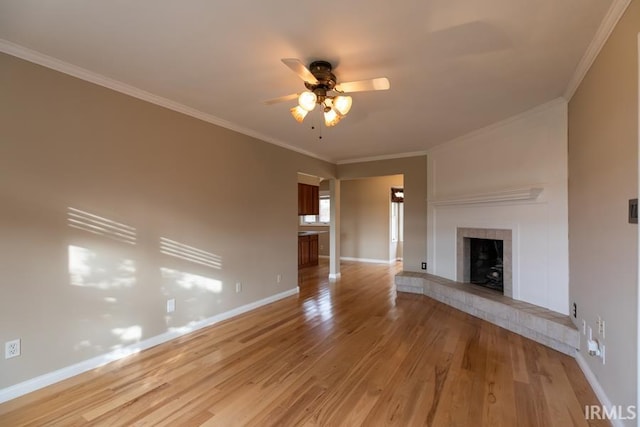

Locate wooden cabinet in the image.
[298,235,310,267]
[298,183,319,215]
[309,234,318,264]
[298,234,319,268]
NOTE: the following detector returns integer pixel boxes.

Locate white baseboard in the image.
[328,273,341,280]
[0,287,299,404]
[340,256,395,264]
[575,352,625,427]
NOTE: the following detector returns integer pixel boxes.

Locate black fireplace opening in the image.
[469,238,503,292]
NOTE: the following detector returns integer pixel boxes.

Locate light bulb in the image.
[333,95,352,116]
[324,108,342,127]
[298,91,317,112]
[290,105,308,123]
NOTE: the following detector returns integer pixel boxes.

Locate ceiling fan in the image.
[264,58,390,127]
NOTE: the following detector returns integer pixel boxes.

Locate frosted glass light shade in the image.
[324,109,342,127]
[290,105,308,123]
[298,91,318,111]
[333,95,352,116]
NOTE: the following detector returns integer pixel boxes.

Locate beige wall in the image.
[337,156,428,271]
[0,52,335,389]
[568,0,639,413]
[340,175,403,262]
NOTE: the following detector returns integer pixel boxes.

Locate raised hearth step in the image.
[394,271,578,356]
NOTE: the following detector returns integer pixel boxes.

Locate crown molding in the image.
[336,150,428,165]
[0,39,334,163]
[564,0,632,100]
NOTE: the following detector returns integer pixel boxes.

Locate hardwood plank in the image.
[0,260,607,426]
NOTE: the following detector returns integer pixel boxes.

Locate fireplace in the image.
[469,238,503,291]
[457,228,512,297]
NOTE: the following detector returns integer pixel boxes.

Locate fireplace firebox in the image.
[469,238,503,291]
[457,227,512,297]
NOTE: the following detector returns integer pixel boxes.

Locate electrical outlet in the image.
[276,274,282,284]
[235,282,242,293]
[5,339,20,359]
[598,316,604,338]
[572,303,577,318]
[421,262,427,270]
[166,298,176,313]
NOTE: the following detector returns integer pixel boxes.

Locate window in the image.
[391,187,404,243]
[391,202,404,242]
[301,196,330,225]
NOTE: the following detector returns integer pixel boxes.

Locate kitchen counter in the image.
[298,231,328,236]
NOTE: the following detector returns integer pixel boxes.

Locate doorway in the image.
[390,187,404,262]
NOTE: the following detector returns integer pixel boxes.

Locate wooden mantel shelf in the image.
[429,186,544,206]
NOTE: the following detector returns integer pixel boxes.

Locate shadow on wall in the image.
[65,207,225,358]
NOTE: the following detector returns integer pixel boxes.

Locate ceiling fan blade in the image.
[263,93,299,105]
[281,58,319,85]
[336,77,390,93]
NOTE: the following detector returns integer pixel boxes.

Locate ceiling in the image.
[0,0,615,163]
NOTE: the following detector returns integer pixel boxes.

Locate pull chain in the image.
[310,112,323,140]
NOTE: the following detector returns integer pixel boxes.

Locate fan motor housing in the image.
[305,60,337,92]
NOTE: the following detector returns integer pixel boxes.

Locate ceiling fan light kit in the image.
[298,91,318,111]
[291,90,352,127]
[333,95,352,115]
[268,58,389,128]
[290,105,309,123]
[323,108,342,127]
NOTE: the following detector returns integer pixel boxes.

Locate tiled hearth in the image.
[395,271,578,355]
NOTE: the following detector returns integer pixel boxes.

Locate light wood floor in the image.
[0,260,607,426]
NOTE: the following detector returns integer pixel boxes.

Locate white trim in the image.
[340,256,396,264]
[636,31,640,423]
[429,187,544,206]
[0,39,333,164]
[0,287,298,404]
[575,352,624,427]
[426,98,567,155]
[336,150,427,165]
[328,273,341,280]
[564,0,633,100]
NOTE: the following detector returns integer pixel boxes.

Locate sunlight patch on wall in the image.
[111,325,142,343]
[160,237,222,269]
[67,207,136,245]
[68,245,136,289]
[73,340,94,351]
[167,321,201,335]
[160,267,223,293]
